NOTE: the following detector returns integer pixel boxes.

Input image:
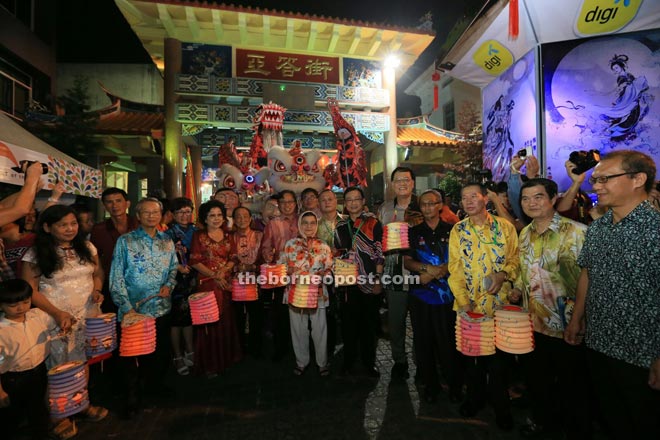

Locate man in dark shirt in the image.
[90,188,138,312]
[404,190,462,403]
[565,150,660,438]
[335,186,384,377]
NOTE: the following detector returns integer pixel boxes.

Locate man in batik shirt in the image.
[510,178,590,438]
[565,150,660,438]
[110,197,178,418]
[448,182,519,431]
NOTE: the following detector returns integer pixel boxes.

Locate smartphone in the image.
[482,275,493,291]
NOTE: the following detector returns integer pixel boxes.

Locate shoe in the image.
[496,412,514,431]
[391,362,409,380]
[52,418,77,440]
[449,388,463,404]
[520,419,546,437]
[77,405,109,422]
[422,387,438,404]
[293,365,306,376]
[319,366,330,377]
[459,401,483,418]
[339,365,354,377]
[173,357,190,376]
[365,367,381,378]
[183,351,194,367]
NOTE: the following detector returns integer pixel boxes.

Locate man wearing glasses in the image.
[260,190,299,361]
[404,190,463,404]
[565,150,660,438]
[109,197,179,418]
[377,166,423,380]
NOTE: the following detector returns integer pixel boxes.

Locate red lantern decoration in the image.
[509,0,519,40]
[431,71,441,111]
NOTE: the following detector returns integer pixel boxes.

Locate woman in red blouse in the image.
[189,200,242,376]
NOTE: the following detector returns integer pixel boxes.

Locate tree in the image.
[30,75,100,166]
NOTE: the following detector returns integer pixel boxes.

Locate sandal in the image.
[183,351,194,367]
[78,405,109,422]
[52,418,77,440]
[293,365,306,376]
[319,366,330,377]
[173,357,190,375]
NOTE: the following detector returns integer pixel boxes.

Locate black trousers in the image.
[233,299,264,356]
[464,349,511,416]
[326,284,339,357]
[0,362,49,440]
[339,286,381,369]
[523,332,592,438]
[408,295,463,394]
[587,348,660,439]
[261,286,290,357]
[121,314,171,406]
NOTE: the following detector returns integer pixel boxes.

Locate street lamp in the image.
[384,54,400,69]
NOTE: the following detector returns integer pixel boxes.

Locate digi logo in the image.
[472,40,514,76]
[575,0,642,36]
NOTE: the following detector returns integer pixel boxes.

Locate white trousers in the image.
[289,306,327,368]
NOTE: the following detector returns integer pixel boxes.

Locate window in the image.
[0,70,31,120]
[443,100,455,131]
[139,178,148,199]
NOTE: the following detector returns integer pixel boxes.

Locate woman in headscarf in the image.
[278,211,333,376]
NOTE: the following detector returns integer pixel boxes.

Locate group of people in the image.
[1,150,659,439]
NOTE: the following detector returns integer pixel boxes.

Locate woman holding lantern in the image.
[21,205,108,437]
[278,211,333,376]
[189,200,242,376]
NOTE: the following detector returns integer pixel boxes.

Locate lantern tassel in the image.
[433,85,439,111]
[509,0,519,40]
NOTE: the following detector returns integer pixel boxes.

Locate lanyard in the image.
[468,218,502,246]
[347,218,364,250]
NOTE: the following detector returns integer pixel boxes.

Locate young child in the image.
[0,279,57,440]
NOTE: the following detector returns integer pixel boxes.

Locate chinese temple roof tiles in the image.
[396,116,464,147]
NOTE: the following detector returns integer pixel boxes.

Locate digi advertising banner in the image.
[482,49,539,183]
[542,28,660,191]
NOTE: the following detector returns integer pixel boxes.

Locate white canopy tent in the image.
[440,0,660,88]
[0,112,102,198]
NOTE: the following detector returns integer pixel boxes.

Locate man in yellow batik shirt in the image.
[448,182,519,431]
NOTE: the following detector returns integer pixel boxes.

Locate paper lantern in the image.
[334,258,358,287]
[455,311,496,356]
[85,313,117,359]
[48,361,90,418]
[288,282,319,308]
[231,278,258,301]
[119,314,157,357]
[188,291,220,325]
[259,264,287,289]
[383,222,409,252]
[494,305,534,354]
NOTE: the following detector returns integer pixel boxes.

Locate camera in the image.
[516,146,533,158]
[569,150,600,175]
[11,160,48,175]
[477,169,498,192]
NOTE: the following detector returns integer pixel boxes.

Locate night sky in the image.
[56,0,483,113]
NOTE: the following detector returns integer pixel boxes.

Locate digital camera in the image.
[569,150,600,175]
[12,160,48,175]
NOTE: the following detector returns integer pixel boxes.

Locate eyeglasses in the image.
[174,210,193,215]
[393,178,412,184]
[140,211,161,217]
[344,198,363,203]
[588,172,637,185]
[420,202,440,207]
[279,200,296,205]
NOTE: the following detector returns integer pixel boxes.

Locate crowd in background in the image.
[1,151,659,439]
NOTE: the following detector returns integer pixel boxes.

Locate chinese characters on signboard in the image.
[236,49,340,84]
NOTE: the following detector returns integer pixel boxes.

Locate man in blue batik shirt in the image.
[404,190,463,404]
[110,197,178,418]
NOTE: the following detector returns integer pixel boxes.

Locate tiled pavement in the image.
[49,314,602,440]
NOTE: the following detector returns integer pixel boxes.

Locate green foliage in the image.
[438,171,462,203]
[31,75,100,165]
